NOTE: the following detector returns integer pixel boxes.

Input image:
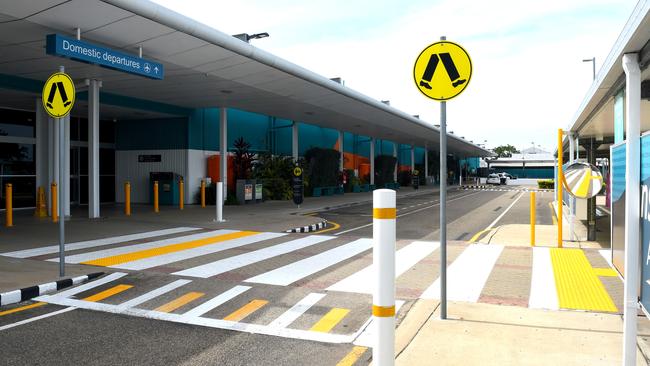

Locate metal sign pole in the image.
[58,65,65,277]
[438,34,448,320]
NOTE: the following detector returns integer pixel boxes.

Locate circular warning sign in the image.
[413,41,472,101]
[563,162,603,199]
[293,167,303,177]
[42,72,75,118]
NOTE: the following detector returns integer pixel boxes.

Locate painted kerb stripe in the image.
[0,272,104,306]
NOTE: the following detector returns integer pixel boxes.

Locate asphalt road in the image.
[0,187,555,366]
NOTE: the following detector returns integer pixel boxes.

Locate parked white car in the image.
[486,174,501,185]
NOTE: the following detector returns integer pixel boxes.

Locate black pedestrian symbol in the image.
[45,81,72,110]
[419,53,466,90]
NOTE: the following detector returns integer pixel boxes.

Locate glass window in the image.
[100,120,115,143]
[0,176,35,208]
[0,109,35,138]
[0,143,35,175]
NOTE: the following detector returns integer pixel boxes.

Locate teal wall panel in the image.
[228,108,270,152]
[116,118,188,150]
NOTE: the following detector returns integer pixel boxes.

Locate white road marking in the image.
[43,272,127,299]
[327,240,439,293]
[173,235,334,278]
[0,307,76,332]
[267,293,326,328]
[1,227,200,258]
[182,285,251,318]
[116,280,192,310]
[528,247,559,310]
[352,300,405,347]
[484,192,524,230]
[49,230,236,263]
[420,244,504,302]
[246,238,373,286]
[113,232,286,270]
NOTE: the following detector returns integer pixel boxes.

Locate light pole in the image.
[583,57,596,80]
[233,32,270,43]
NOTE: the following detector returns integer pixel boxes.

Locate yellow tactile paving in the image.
[81,231,257,267]
[83,284,133,302]
[550,249,617,312]
[336,346,367,366]
[155,292,205,313]
[0,302,46,316]
[593,268,619,277]
[310,308,350,333]
[223,299,268,322]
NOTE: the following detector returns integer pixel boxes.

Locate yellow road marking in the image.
[315,220,341,234]
[550,249,617,312]
[0,302,46,316]
[336,346,368,366]
[223,299,268,322]
[155,292,205,313]
[81,231,257,267]
[549,202,557,225]
[310,308,350,332]
[468,229,490,243]
[593,268,619,277]
[83,284,133,302]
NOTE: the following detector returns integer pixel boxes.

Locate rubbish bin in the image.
[150,172,182,205]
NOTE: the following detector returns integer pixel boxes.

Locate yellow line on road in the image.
[336,346,368,366]
[468,229,490,243]
[81,231,257,267]
[0,302,46,316]
[83,284,133,302]
[310,308,350,333]
[549,202,557,225]
[314,220,341,234]
[223,299,268,322]
[155,292,205,313]
[550,249,617,312]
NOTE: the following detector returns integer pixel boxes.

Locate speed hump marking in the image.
[293,167,303,177]
[42,72,75,118]
[413,41,472,101]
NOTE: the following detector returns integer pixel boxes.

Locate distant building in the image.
[483,147,554,179]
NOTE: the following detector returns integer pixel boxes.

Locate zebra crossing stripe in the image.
[327,240,439,294]
[183,285,251,318]
[528,247,558,310]
[2,227,200,259]
[50,229,236,264]
[267,293,326,328]
[46,272,128,299]
[115,279,192,310]
[245,238,373,286]
[420,244,503,301]
[173,235,334,278]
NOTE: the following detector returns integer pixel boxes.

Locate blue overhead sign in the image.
[46,34,164,80]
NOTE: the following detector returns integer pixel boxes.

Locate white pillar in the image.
[64,114,70,216]
[220,108,228,198]
[424,148,429,179]
[622,53,641,366]
[393,143,398,182]
[292,122,299,162]
[35,99,48,195]
[338,130,344,171]
[88,79,100,218]
[370,137,375,185]
[410,145,415,172]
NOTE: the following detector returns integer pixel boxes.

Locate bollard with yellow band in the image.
[200,180,206,208]
[125,182,131,216]
[35,186,47,218]
[557,129,563,248]
[153,181,159,213]
[530,191,536,247]
[51,182,58,223]
[179,179,184,210]
[5,184,13,227]
[373,189,396,366]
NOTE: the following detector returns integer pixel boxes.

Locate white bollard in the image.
[373,189,396,366]
[216,181,224,222]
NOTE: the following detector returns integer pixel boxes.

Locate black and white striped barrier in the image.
[285,221,327,233]
[0,272,104,306]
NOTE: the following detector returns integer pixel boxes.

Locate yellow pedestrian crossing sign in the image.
[293,167,303,177]
[42,72,75,118]
[413,41,472,101]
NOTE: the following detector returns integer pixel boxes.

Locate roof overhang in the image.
[0,0,492,157]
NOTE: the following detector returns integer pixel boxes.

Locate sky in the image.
[152,0,637,152]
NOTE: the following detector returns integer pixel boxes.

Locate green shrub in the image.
[252,153,295,200]
[537,179,554,189]
[375,155,397,187]
[304,147,339,191]
[398,170,412,186]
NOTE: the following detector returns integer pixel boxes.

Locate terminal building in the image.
[0,0,490,218]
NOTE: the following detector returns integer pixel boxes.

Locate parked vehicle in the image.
[486,173,501,185]
[499,172,516,180]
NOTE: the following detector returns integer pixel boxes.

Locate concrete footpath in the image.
[394,300,649,366]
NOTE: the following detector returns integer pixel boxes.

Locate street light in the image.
[233,32,270,43]
[583,57,596,80]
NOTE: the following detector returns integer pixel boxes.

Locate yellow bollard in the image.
[51,182,58,223]
[5,183,13,227]
[179,179,184,210]
[530,191,536,247]
[557,128,563,248]
[35,186,47,218]
[200,180,206,208]
[153,181,159,213]
[125,181,131,216]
